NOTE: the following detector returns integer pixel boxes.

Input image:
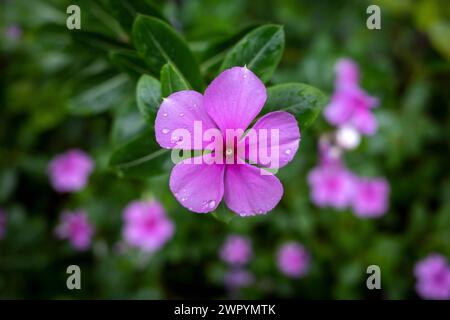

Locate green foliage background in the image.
[1,0,449,299]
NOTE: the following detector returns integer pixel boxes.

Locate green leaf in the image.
[109,129,172,179]
[211,203,235,224]
[220,25,285,83]
[105,0,167,33]
[109,49,152,78]
[263,83,328,130]
[136,75,161,123]
[68,74,130,115]
[133,15,203,91]
[199,24,259,74]
[160,63,191,97]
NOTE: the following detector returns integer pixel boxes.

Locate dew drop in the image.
[181,197,187,202]
[285,149,291,155]
[179,112,184,117]
[162,128,169,134]
[208,200,216,209]
[163,112,168,117]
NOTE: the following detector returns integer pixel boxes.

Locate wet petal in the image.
[155,90,218,149]
[223,163,283,216]
[169,158,225,213]
[204,67,266,132]
[245,111,300,169]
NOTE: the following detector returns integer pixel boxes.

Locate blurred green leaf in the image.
[68,74,130,115]
[220,25,285,82]
[160,63,191,97]
[211,203,235,224]
[104,0,167,33]
[136,75,161,123]
[132,15,203,91]
[109,129,171,178]
[263,83,327,130]
[109,49,152,78]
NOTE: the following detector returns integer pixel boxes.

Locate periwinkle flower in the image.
[154,67,300,216]
[0,209,6,239]
[352,177,389,218]
[414,254,450,300]
[6,25,22,40]
[307,141,355,209]
[48,149,94,193]
[224,268,254,289]
[220,235,252,266]
[324,58,379,135]
[122,200,174,253]
[277,242,311,278]
[55,210,94,251]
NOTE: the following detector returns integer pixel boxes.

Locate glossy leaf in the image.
[263,83,328,130]
[132,15,203,91]
[160,63,191,97]
[200,24,259,75]
[220,25,285,83]
[136,75,161,123]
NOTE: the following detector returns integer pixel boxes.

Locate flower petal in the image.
[169,158,225,213]
[155,90,218,149]
[352,107,377,135]
[223,163,283,216]
[245,111,300,169]
[204,67,266,132]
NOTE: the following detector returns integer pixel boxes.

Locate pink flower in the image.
[48,149,94,193]
[154,67,300,216]
[6,25,22,40]
[324,58,379,135]
[55,210,94,251]
[224,268,254,289]
[0,209,6,239]
[308,165,355,209]
[122,200,174,252]
[414,254,450,300]
[352,177,389,218]
[335,58,359,89]
[220,235,252,266]
[277,242,311,278]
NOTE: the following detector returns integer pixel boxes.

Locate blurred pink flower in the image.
[155,67,300,216]
[220,235,252,266]
[6,25,22,40]
[277,242,311,278]
[55,210,94,251]
[308,165,355,209]
[48,149,94,193]
[352,177,389,218]
[414,254,450,300]
[0,209,6,239]
[324,58,379,135]
[122,200,174,252]
[224,268,254,289]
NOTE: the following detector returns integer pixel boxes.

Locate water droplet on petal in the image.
[181,197,187,202]
[162,128,169,134]
[179,113,184,117]
[162,112,168,117]
[208,200,216,209]
[285,149,291,155]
